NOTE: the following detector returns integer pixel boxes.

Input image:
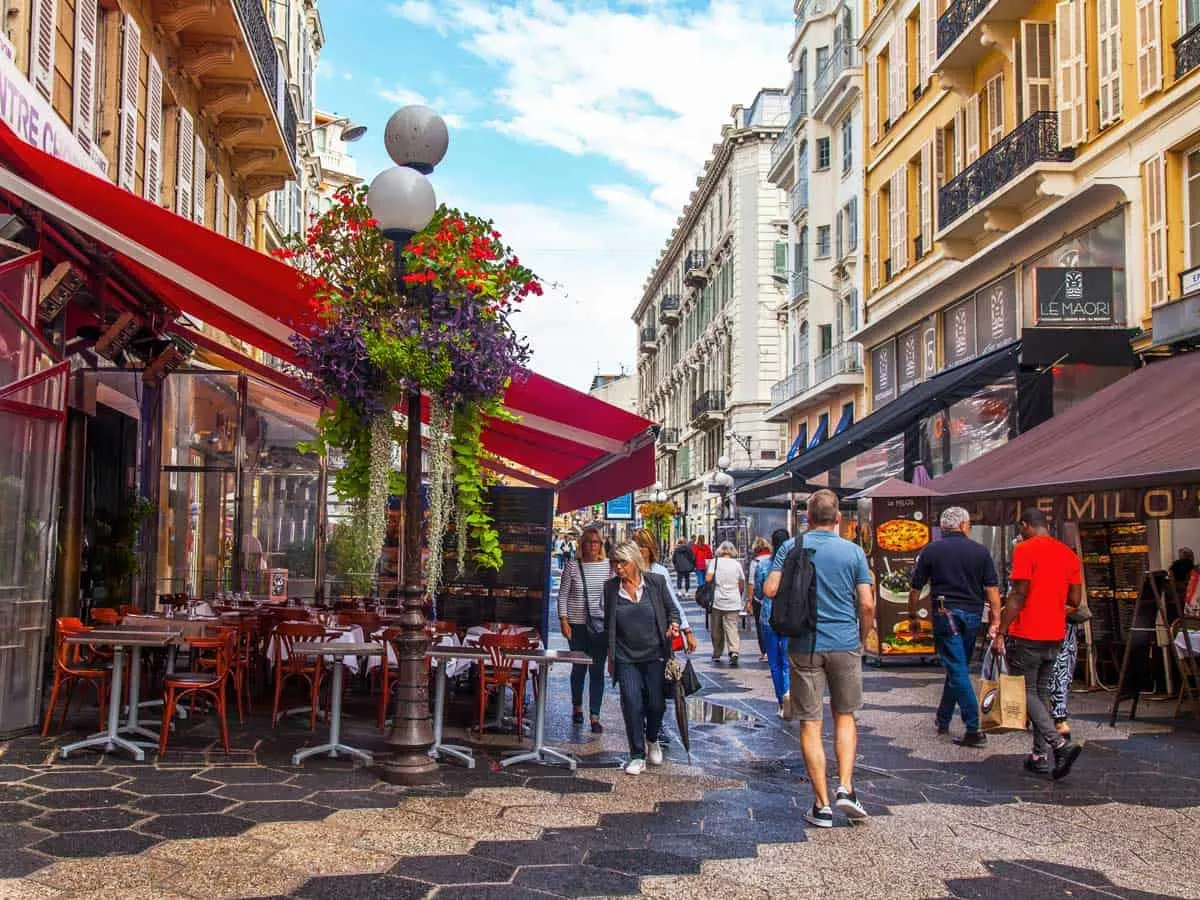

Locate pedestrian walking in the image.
[633,529,698,653]
[907,506,1001,748]
[1049,622,1079,741]
[764,489,874,827]
[556,526,611,733]
[992,507,1084,779]
[705,541,746,666]
[692,536,712,591]
[604,541,681,775]
[747,538,772,662]
[757,528,792,717]
[670,539,696,595]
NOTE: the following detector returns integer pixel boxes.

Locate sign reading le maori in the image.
[1036,267,1115,323]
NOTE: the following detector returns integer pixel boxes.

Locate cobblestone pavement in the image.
[1,594,1197,898]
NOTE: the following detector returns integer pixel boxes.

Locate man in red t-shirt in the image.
[691,537,712,591]
[993,507,1084,780]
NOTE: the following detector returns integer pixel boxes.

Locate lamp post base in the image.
[376,752,440,785]
[376,580,439,785]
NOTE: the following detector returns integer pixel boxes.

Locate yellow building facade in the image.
[857,0,1200,474]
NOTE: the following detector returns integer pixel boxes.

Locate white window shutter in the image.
[1144,153,1167,307]
[144,58,163,203]
[964,94,980,164]
[893,29,907,119]
[193,135,207,224]
[215,175,225,235]
[1056,2,1077,146]
[1097,0,1121,127]
[934,126,946,187]
[176,109,194,218]
[1022,21,1054,117]
[31,0,57,102]
[918,0,931,86]
[868,55,879,144]
[118,15,141,192]
[920,140,933,251]
[73,1,98,154]
[892,169,908,271]
[925,0,937,79]
[986,74,1004,146]
[869,190,880,290]
[1136,0,1163,98]
[952,108,964,175]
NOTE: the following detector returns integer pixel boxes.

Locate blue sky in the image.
[314,0,792,391]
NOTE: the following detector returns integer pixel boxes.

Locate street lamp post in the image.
[367,105,449,785]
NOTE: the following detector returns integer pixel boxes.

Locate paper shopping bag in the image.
[977,648,1027,733]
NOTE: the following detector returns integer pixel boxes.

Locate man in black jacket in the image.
[671,539,695,595]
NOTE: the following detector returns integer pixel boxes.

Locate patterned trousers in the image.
[1049,624,1079,720]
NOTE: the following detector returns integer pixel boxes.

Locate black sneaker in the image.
[1052,740,1083,780]
[833,786,868,822]
[935,720,950,735]
[572,710,584,725]
[804,804,833,828]
[729,654,739,668]
[1023,754,1051,776]
[957,730,988,748]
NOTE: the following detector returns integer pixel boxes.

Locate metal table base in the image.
[292,652,374,766]
[428,659,474,769]
[501,660,577,771]
[61,647,148,761]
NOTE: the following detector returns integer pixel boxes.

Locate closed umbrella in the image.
[664,653,700,763]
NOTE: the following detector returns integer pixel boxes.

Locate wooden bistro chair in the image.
[42,618,111,736]
[90,607,122,626]
[271,621,329,729]
[159,631,235,758]
[477,632,535,736]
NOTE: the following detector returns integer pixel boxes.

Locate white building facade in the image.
[634,90,790,540]
[310,109,362,215]
[764,0,866,471]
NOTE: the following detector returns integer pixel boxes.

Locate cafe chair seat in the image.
[42,618,111,736]
[159,632,235,758]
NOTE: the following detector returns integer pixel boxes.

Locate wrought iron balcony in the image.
[771,365,810,407]
[684,250,709,287]
[659,294,681,323]
[937,112,1074,230]
[812,343,864,386]
[813,44,858,115]
[790,87,808,123]
[233,0,299,168]
[790,269,809,302]
[789,180,809,219]
[657,427,680,449]
[936,0,990,59]
[691,390,724,422]
[639,326,657,351]
[1176,23,1200,78]
[771,128,795,168]
[795,0,826,31]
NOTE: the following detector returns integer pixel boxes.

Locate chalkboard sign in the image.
[1110,571,1175,724]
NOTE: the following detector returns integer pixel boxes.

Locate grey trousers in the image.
[710,610,741,659]
[1006,637,1063,757]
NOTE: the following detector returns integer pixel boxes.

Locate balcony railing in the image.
[659,294,681,322]
[685,250,708,272]
[234,0,298,166]
[812,343,864,385]
[658,427,680,447]
[795,0,826,30]
[936,0,990,59]
[771,365,810,407]
[937,112,1074,229]
[790,269,809,302]
[789,180,809,218]
[771,128,795,167]
[639,326,657,348]
[813,44,858,109]
[1175,23,1200,78]
[691,390,723,420]
[790,87,808,123]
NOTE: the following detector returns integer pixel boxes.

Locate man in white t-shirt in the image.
[706,541,747,666]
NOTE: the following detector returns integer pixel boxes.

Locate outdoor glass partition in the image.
[0,255,67,735]
[155,372,323,602]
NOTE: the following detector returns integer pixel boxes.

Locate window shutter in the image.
[888,30,905,123]
[193,135,207,224]
[890,169,908,271]
[73,1,98,154]
[986,74,1004,147]
[952,108,964,175]
[30,0,57,101]
[1097,0,1121,127]
[1136,0,1162,98]
[933,126,946,232]
[869,190,880,290]
[215,175,225,235]
[1056,0,1088,146]
[1022,21,1054,118]
[143,58,163,203]
[920,140,933,250]
[893,29,907,119]
[1144,153,1167,307]
[774,241,787,274]
[918,0,931,86]
[118,15,141,192]
[868,55,879,144]
[925,0,937,78]
[176,109,194,218]
[964,94,980,164]
[848,196,858,250]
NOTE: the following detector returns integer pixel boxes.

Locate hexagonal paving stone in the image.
[0,848,51,878]
[32,828,158,858]
[305,790,396,810]
[288,771,381,792]
[0,824,49,848]
[585,848,702,876]
[138,813,253,840]
[390,854,515,885]
[512,864,640,897]
[214,782,309,802]
[648,832,760,860]
[28,788,135,810]
[0,784,42,803]
[24,771,129,791]
[0,765,32,783]
[0,802,39,824]
[121,774,221,796]
[229,800,333,822]
[469,840,586,868]
[130,793,234,815]
[33,808,146,832]
[202,766,294,784]
[292,873,431,900]
[524,776,613,795]
[435,888,559,900]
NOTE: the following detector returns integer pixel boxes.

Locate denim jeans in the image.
[933,607,983,732]
[1006,636,1063,756]
[760,617,790,703]
[567,627,607,717]
[615,658,667,759]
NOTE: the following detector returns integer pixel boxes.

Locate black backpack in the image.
[769,542,818,641]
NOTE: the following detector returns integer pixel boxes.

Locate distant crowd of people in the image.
[553,494,1090,828]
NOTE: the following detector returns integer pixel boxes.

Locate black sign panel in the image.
[922,315,938,375]
[1036,267,1115,324]
[870,339,897,406]
[897,326,922,394]
[975,274,1018,353]
[943,297,977,367]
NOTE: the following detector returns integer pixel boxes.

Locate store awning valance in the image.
[928,351,1200,501]
[0,120,653,511]
[735,341,1022,505]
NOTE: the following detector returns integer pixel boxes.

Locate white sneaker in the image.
[624,758,646,775]
[647,741,664,766]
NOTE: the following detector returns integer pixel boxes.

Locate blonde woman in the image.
[604,541,680,775]
[555,526,611,732]
[632,529,698,654]
[706,541,746,666]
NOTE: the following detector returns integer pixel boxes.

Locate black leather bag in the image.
[694,579,715,612]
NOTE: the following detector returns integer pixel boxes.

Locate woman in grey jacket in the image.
[556,526,611,732]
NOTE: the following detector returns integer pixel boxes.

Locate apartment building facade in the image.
[764,0,867,476]
[634,89,789,539]
[851,0,1200,482]
[310,108,362,215]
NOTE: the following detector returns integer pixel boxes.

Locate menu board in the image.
[440,487,554,638]
[865,496,936,659]
[1079,523,1150,650]
[1080,524,1116,646]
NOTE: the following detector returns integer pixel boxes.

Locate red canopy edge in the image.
[0,119,655,506]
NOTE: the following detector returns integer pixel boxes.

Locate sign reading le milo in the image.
[1036,267,1114,324]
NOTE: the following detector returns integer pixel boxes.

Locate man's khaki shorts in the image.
[788,649,864,720]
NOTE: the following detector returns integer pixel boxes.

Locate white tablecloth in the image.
[1174,630,1200,658]
[270,626,366,674]
[362,633,466,677]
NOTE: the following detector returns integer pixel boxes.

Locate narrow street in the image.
[0,587,1195,899]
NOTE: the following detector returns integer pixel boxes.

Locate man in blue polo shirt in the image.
[908,506,1001,747]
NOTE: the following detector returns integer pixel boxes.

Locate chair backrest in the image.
[335,612,380,631]
[480,632,533,670]
[182,632,234,684]
[119,604,141,616]
[274,621,327,662]
[433,620,457,636]
[54,617,92,669]
[91,607,121,626]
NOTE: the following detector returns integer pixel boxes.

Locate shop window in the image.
[1188,148,1200,268]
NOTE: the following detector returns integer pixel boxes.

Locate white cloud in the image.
[387,0,447,32]
[377,84,469,129]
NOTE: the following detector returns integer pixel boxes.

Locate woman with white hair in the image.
[604,540,681,775]
[705,540,747,667]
